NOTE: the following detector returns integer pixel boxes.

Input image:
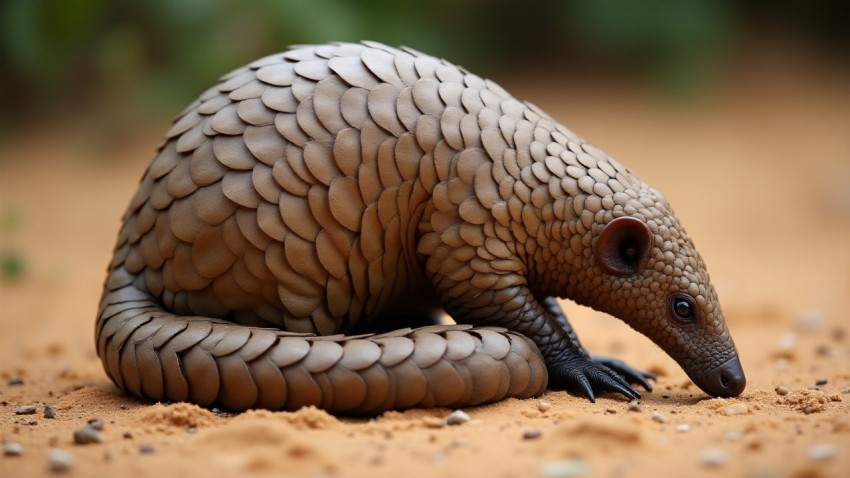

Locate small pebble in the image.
[700,448,727,467]
[627,401,641,412]
[445,410,471,426]
[122,432,133,439]
[139,444,155,455]
[808,444,836,461]
[538,459,589,477]
[841,387,850,394]
[522,429,542,440]
[87,418,104,431]
[3,442,23,456]
[775,385,790,396]
[7,378,24,386]
[187,427,197,434]
[661,393,671,399]
[605,408,617,414]
[651,412,665,424]
[73,426,104,445]
[211,408,220,414]
[537,401,551,412]
[43,404,56,419]
[723,403,748,416]
[814,378,828,386]
[47,449,74,473]
[15,404,37,415]
[676,424,690,433]
[119,405,127,410]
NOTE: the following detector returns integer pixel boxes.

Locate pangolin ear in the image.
[595,216,653,276]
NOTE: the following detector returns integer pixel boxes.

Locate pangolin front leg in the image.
[539,297,656,396]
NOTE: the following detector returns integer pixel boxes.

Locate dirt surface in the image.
[1,52,849,477]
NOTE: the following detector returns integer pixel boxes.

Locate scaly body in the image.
[96,41,745,413]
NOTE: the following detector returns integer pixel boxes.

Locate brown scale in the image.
[96,41,745,414]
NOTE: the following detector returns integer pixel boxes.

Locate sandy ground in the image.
[1,51,849,477]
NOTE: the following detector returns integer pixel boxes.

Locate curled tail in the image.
[96,266,548,414]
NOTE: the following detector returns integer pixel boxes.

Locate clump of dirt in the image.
[131,403,224,434]
[777,389,842,414]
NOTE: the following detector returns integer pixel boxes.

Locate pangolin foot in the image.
[549,355,646,402]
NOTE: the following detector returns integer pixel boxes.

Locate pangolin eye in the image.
[670,294,696,322]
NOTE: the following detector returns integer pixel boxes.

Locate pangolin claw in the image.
[549,355,643,402]
[592,356,657,392]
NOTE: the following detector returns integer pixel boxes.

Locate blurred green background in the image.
[1,0,847,134]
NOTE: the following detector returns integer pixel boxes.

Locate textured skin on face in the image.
[96,41,739,413]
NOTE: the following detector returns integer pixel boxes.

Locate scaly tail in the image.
[96,266,548,414]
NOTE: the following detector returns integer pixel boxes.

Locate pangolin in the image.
[96,41,746,414]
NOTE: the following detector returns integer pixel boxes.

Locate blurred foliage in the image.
[0,0,847,132]
[0,208,25,281]
[0,250,25,282]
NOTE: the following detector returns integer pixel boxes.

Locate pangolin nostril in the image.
[699,357,746,397]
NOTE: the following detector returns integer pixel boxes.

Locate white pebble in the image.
[808,444,836,461]
[700,448,727,467]
[445,410,471,426]
[651,412,665,423]
[3,442,23,456]
[676,424,690,433]
[14,405,37,415]
[47,449,74,473]
[538,401,552,412]
[538,459,589,477]
[723,431,742,441]
[73,426,104,445]
[627,401,641,412]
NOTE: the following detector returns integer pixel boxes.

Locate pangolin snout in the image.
[699,356,746,397]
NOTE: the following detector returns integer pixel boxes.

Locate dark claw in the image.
[549,355,642,402]
[574,373,596,403]
[592,356,656,392]
[596,367,640,400]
